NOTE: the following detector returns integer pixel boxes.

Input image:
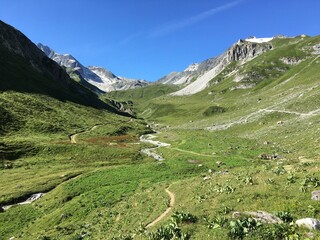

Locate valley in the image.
[0,19,320,240]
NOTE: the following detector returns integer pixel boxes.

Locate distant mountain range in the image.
[37,43,148,93]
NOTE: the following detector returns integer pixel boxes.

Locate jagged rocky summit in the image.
[37,43,148,93]
[158,37,274,96]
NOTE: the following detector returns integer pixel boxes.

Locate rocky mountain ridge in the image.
[37,43,148,92]
[158,37,274,96]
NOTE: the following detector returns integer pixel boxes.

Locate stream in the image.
[1,174,81,212]
[139,132,170,161]
[2,193,45,211]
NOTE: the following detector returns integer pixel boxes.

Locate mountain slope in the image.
[0,20,115,111]
[37,43,149,92]
[157,37,274,96]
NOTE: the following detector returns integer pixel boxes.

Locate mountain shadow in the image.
[0,20,128,115]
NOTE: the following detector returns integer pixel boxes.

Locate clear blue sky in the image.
[1,0,319,81]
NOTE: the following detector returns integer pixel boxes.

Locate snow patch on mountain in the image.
[245,36,273,43]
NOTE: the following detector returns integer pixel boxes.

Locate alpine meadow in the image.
[1,3,320,240]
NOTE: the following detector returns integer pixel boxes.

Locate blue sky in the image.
[1,0,320,81]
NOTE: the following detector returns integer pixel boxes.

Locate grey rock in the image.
[313,44,320,55]
[280,56,303,65]
[312,190,320,200]
[227,40,272,62]
[109,99,135,116]
[296,218,320,230]
[233,211,283,224]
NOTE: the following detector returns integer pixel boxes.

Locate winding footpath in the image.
[139,132,176,227]
[69,125,99,143]
[206,107,320,131]
[146,188,175,228]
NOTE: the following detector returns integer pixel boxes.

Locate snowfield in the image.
[245,37,274,43]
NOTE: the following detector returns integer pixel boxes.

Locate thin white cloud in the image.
[149,0,244,38]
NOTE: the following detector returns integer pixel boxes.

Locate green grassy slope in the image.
[1,31,320,240]
[65,35,320,239]
[107,84,180,102]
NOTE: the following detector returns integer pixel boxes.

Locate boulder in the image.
[311,190,320,200]
[233,211,282,224]
[296,218,320,230]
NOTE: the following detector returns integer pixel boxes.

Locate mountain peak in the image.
[38,44,148,92]
[184,63,199,72]
[37,43,53,57]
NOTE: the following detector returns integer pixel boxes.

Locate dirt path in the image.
[170,147,216,157]
[146,188,175,228]
[69,125,98,144]
[207,107,320,131]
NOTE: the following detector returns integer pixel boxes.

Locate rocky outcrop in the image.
[280,56,303,65]
[227,39,272,62]
[296,218,320,230]
[313,44,320,55]
[109,100,135,116]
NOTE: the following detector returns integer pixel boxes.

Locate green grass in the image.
[1,35,320,239]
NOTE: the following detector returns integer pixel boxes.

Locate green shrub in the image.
[248,223,300,240]
[172,211,198,224]
[148,221,190,240]
[228,217,261,239]
[203,106,226,116]
[275,211,294,223]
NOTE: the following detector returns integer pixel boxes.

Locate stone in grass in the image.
[311,190,320,200]
[216,161,225,165]
[296,218,320,231]
[233,211,283,224]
